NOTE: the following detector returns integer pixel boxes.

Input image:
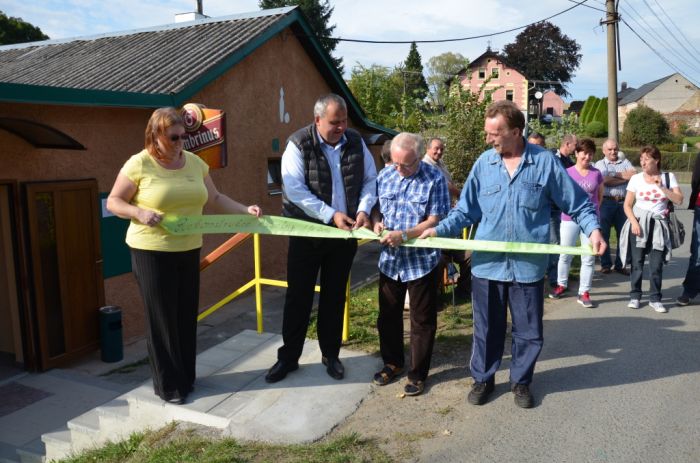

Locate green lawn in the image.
[59,424,391,463]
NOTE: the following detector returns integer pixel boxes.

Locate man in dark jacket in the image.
[265,94,378,383]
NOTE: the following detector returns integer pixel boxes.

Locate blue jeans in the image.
[546,211,561,283]
[558,220,595,293]
[470,276,544,385]
[682,207,700,298]
[600,199,627,270]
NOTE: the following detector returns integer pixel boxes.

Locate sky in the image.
[2,0,699,102]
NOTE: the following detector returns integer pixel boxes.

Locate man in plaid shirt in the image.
[371,132,450,396]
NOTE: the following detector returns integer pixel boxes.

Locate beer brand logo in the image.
[182,103,204,131]
[180,103,227,169]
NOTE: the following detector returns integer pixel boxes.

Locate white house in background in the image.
[618,73,700,132]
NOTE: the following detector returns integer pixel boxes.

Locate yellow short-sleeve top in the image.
[121,149,209,252]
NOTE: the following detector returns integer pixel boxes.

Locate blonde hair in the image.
[144,107,184,160]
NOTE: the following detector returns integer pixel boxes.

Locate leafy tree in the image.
[439,81,495,185]
[621,106,671,146]
[0,11,48,45]
[502,21,581,97]
[426,52,470,107]
[347,63,403,129]
[259,0,343,73]
[402,42,429,102]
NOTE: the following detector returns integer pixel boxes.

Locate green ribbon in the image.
[160,214,594,255]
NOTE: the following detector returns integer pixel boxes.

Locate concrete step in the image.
[67,411,101,453]
[41,428,71,462]
[15,439,43,463]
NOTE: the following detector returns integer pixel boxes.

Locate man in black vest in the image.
[265,94,378,383]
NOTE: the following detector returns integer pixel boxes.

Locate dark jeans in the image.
[377,266,439,382]
[629,220,665,302]
[470,276,544,385]
[682,206,700,298]
[278,236,357,363]
[131,247,200,399]
[546,210,561,283]
[600,199,628,270]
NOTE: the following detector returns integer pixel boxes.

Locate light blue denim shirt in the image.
[435,140,600,283]
[281,132,378,224]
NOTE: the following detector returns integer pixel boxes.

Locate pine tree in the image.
[259,0,343,73]
[402,42,429,101]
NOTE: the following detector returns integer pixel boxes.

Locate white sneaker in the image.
[627,299,640,309]
[650,301,667,313]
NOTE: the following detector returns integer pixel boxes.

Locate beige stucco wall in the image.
[0,27,366,343]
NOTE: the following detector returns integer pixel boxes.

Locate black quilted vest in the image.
[282,123,365,224]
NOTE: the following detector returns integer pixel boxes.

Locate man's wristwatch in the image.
[401,231,408,242]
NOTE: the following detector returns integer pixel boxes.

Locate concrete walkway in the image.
[0,244,383,462]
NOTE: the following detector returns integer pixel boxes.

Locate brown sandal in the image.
[372,364,403,386]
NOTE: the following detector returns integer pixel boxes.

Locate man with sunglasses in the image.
[370,132,450,396]
[265,94,377,384]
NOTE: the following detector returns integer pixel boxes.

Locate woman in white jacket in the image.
[621,145,683,313]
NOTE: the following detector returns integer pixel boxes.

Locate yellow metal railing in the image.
[198,233,362,341]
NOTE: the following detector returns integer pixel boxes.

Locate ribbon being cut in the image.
[161,214,594,256]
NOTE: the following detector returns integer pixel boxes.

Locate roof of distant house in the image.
[618,74,674,106]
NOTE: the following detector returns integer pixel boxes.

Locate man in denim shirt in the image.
[371,132,450,396]
[421,101,606,408]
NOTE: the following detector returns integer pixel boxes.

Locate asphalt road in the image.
[416,186,700,463]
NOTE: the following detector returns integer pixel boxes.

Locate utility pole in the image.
[603,0,620,142]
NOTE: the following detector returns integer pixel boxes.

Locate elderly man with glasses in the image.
[370,132,450,396]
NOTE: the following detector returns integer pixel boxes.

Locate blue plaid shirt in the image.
[377,162,450,282]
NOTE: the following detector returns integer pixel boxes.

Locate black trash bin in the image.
[99,305,123,363]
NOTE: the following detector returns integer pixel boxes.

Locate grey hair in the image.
[313,93,347,118]
[427,137,444,148]
[391,132,424,159]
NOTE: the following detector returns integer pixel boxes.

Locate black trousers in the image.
[131,247,200,399]
[278,236,357,363]
[377,266,440,382]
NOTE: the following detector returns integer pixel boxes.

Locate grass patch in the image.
[307,281,474,353]
[58,424,391,463]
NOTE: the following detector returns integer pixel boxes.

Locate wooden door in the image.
[24,179,105,370]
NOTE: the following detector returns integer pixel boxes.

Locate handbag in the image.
[664,172,685,249]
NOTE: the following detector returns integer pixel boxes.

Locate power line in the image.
[641,0,700,69]
[648,0,700,67]
[332,0,592,44]
[620,1,700,76]
[567,0,606,13]
[619,17,700,88]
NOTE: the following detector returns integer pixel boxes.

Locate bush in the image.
[621,106,671,146]
[580,96,598,125]
[585,120,607,137]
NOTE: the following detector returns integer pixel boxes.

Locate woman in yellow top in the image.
[107,107,261,404]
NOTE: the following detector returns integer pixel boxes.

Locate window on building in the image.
[492,68,499,78]
[506,90,514,101]
[478,68,486,79]
[267,158,282,195]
